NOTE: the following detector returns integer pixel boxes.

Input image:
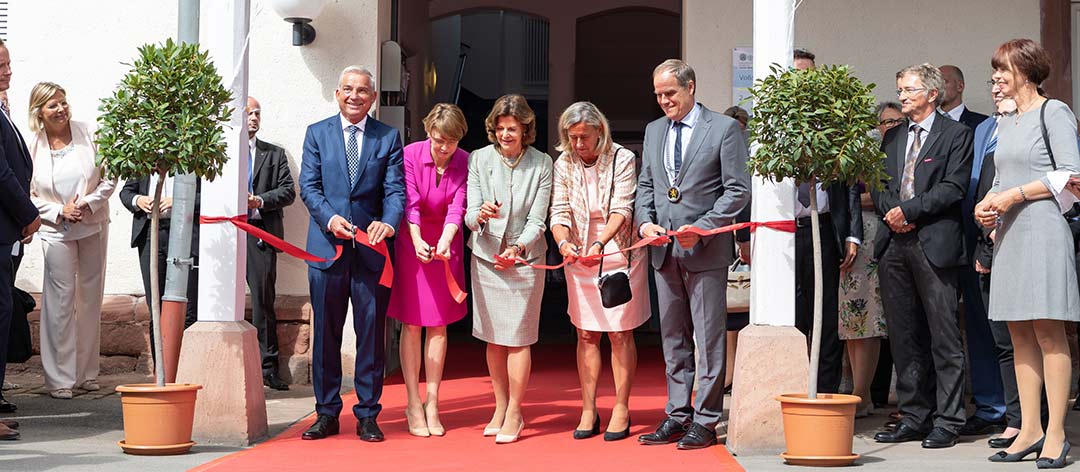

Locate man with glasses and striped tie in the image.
[871,64,974,449]
[298,66,405,442]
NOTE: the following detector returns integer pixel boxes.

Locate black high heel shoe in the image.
[573,413,601,440]
[1035,440,1070,469]
[987,436,1044,462]
[604,416,631,442]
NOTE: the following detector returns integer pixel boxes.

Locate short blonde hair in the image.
[485,94,536,146]
[423,103,468,142]
[28,82,67,133]
[556,101,612,158]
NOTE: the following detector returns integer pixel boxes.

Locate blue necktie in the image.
[672,122,684,178]
[347,125,361,187]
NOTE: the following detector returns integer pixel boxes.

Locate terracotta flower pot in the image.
[776,393,861,467]
[116,383,203,455]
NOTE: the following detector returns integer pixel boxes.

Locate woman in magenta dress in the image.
[387,104,469,437]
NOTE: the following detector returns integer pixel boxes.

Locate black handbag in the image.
[596,147,633,308]
[7,286,34,364]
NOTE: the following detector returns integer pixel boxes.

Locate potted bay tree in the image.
[96,38,232,455]
[746,64,887,467]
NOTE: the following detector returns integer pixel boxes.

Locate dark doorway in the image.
[431,10,550,154]
[575,8,680,155]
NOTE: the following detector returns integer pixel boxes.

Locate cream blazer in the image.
[29,120,116,240]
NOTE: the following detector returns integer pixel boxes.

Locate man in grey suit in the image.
[636,59,751,450]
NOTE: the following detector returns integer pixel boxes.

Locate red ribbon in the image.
[495,220,796,269]
[434,255,468,304]
[199,215,393,288]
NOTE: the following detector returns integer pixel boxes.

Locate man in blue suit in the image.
[299,66,405,441]
[0,40,40,439]
[946,65,1007,436]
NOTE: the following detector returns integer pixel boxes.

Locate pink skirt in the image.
[564,217,650,332]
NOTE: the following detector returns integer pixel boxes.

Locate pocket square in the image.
[923,158,934,163]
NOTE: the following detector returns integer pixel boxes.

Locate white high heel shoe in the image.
[495,419,524,444]
[483,425,500,436]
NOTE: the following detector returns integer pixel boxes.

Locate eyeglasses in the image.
[879,118,904,127]
[986,79,1008,89]
[895,87,927,97]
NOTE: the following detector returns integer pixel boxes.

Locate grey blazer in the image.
[465,145,553,263]
[635,104,751,272]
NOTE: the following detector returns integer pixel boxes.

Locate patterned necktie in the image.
[900,124,922,201]
[346,125,360,186]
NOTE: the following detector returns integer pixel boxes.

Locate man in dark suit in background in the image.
[244,96,296,391]
[939,65,990,131]
[299,66,405,442]
[119,175,200,355]
[871,64,973,449]
[790,49,864,396]
[0,39,39,438]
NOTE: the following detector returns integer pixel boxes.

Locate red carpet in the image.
[193,343,743,472]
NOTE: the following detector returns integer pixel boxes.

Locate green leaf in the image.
[95,39,233,181]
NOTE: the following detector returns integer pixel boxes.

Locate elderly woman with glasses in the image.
[550,102,649,441]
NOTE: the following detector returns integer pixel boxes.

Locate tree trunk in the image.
[150,170,166,387]
[807,175,824,399]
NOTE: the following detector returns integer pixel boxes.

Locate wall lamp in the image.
[267,0,332,46]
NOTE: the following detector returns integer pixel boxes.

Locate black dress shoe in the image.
[263,374,289,391]
[988,434,1017,449]
[0,397,16,413]
[958,415,1005,436]
[677,422,717,450]
[874,423,928,443]
[604,416,631,442]
[301,414,339,440]
[638,417,688,445]
[921,427,959,449]
[573,413,601,440]
[1073,396,1080,411]
[0,419,18,429]
[356,416,384,442]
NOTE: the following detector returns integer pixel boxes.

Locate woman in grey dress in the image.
[464,94,552,444]
[975,39,1077,468]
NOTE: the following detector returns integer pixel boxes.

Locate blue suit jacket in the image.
[0,114,36,245]
[300,114,405,271]
[962,115,997,255]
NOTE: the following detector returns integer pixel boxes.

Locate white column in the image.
[749,0,796,327]
[727,0,807,456]
[176,0,267,446]
[197,0,250,322]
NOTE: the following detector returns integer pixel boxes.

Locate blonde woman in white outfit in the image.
[27,82,115,399]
